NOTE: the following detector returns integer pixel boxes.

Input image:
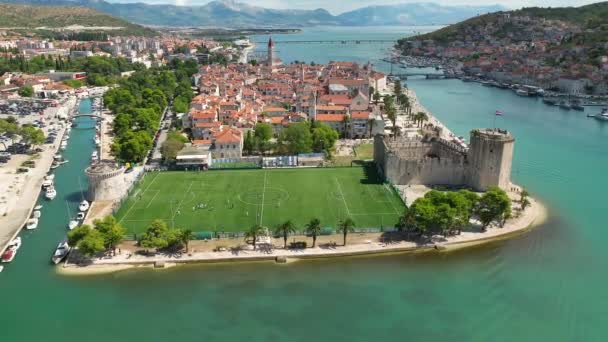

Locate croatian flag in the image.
[495,110,504,116]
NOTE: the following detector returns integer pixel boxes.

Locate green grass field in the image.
[115,166,405,235]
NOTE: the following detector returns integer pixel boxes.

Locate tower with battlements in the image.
[467,128,514,191]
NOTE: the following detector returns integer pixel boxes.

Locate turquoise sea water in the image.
[1,28,607,341]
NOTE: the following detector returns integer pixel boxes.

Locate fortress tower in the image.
[467,128,515,191]
[374,128,515,192]
[267,37,275,67]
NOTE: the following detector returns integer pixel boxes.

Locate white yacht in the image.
[25,218,39,230]
[32,210,41,219]
[45,187,57,200]
[78,200,90,212]
[76,212,85,220]
[42,178,54,189]
[51,240,71,265]
[594,108,608,121]
[8,237,22,250]
[68,220,79,230]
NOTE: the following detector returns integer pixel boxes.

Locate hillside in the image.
[398,2,608,44]
[395,2,608,93]
[2,0,506,27]
[0,3,156,36]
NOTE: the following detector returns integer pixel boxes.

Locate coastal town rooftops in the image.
[351,111,370,119]
[316,114,345,122]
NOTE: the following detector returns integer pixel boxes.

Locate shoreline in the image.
[58,196,548,276]
[0,97,77,254]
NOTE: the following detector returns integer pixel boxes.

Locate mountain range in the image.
[0,0,506,27]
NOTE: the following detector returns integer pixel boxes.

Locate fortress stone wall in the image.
[86,162,143,202]
[374,129,514,191]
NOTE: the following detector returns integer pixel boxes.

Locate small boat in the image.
[76,212,85,220]
[34,205,43,210]
[42,178,53,189]
[78,200,90,212]
[32,210,41,219]
[45,187,57,200]
[0,265,3,272]
[68,220,79,230]
[1,248,16,263]
[25,218,39,230]
[8,237,21,250]
[515,89,529,96]
[54,154,63,161]
[593,108,608,121]
[51,240,71,265]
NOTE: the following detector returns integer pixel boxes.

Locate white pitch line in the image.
[119,172,160,223]
[335,177,351,217]
[382,183,402,214]
[145,190,160,209]
[259,172,267,225]
[171,181,194,226]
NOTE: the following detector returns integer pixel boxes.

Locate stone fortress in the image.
[374,128,515,191]
[85,161,143,202]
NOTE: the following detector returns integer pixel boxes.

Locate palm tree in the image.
[337,218,355,246]
[274,220,296,249]
[179,229,195,253]
[245,224,264,250]
[414,111,428,128]
[519,189,530,208]
[305,218,321,248]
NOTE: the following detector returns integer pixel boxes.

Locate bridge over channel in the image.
[72,113,104,121]
[253,39,397,45]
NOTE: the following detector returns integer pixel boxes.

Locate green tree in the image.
[337,217,355,246]
[305,218,321,248]
[474,187,512,230]
[312,123,339,155]
[67,224,93,247]
[138,219,171,251]
[244,130,254,155]
[161,138,185,161]
[519,189,531,210]
[373,91,381,104]
[393,80,402,98]
[18,85,33,97]
[172,96,189,113]
[19,125,45,146]
[179,229,195,253]
[77,229,105,257]
[245,224,264,250]
[254,123,273,141]
[274,220,296,249]
[93,215,125,254]
[279,122,312,154]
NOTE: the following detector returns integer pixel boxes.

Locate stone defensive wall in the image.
[375,136,468,187]
[86,162,143,202]
[374,128,515,191]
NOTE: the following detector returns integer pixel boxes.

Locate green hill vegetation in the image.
[0,4,156,36]
[399,2,608,45]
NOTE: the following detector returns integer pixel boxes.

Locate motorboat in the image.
[51,239,71,265]
[76,212,85,220]
[45,187,57,200]
[1,248,16,263]
[42,178,54,189]
[8,237,21,250]
[68,220,79,230]
[515,89,529,96]
[78,200,90,212]
[25,218,39,230]
[34,204,43,210]
[593,108,608,121]
[54,154,63,161]
[32,210,41,219]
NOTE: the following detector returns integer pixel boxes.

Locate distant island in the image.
[396,2,608,95]
[2,0,505,28]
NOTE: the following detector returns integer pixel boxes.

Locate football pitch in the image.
[115,166,406,235]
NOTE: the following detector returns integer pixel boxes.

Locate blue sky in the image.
[107,0,601,14]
